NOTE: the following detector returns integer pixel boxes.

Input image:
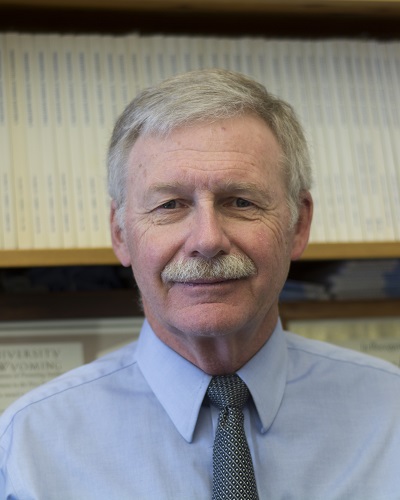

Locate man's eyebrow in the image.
[146,182,188,194]
[147,180,267,192]
[223,180,267,193]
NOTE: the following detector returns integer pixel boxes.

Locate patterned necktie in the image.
[207,374,259,499]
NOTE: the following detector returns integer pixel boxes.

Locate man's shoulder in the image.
[284,329,400,381]
[0,340,139,436]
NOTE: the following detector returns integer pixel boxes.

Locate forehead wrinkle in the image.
[153,149,283,181]
[150,146,263,163]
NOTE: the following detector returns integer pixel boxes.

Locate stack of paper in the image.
[1,33,399,249]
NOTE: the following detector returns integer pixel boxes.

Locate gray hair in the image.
[107,68,312,226]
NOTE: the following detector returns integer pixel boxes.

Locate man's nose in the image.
[185,206,231,259]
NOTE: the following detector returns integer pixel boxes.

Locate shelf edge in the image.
[1,242,399,267]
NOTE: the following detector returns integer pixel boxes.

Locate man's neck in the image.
[148,314,278,375]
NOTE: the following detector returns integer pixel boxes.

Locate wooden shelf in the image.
[1,0,400,17]
[280,299,400,325]
[0,289,142,321]
[0,248,119,268]
[1,289,399,323]
[301,242,400,260]
[0,242,399,268]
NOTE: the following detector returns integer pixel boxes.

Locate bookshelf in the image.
[0,0,399,325]
[1,289,399,323]
[0,243,400,268]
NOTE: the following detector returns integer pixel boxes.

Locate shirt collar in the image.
[136,320,212,443]
[238,319,288,434]
[136,319,287,441]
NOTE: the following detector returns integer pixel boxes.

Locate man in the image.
[1,69,400,499]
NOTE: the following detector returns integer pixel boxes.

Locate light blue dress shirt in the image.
[1,319,400,499]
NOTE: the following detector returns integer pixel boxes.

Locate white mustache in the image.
[161,254,257,283]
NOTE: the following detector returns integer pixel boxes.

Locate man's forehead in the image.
[127,140,282,183]
[129,115,280,157]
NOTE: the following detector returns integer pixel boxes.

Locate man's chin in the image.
[166,304,250,339]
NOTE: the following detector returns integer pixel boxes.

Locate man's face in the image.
[112,114,311,350]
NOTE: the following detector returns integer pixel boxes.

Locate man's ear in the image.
[110,201,131,267]
[290,191,313,261]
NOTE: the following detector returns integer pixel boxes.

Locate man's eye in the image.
[160,200,177,209]
[235,198,253,208]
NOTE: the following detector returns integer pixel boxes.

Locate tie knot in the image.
[207,374,250,411]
